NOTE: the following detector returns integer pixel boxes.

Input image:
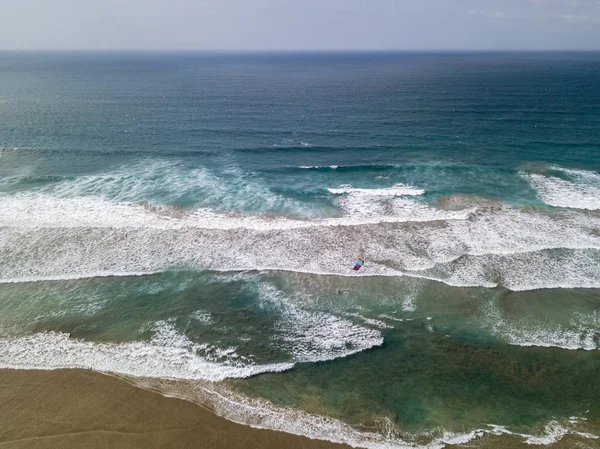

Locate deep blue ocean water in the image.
[0,52,599,448]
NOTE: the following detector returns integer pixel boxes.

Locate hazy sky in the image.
[1,0,599,50]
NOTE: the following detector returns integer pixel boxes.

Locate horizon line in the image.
[2,48,600,53]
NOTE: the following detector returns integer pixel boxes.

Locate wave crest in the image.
[523,166,600,210]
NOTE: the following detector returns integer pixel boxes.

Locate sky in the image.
[0,0,599,50]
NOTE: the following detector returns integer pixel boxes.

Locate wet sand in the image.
[0,369,349,449]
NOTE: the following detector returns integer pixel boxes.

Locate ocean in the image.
[0,51,599,448]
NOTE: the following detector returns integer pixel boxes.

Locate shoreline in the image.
[0,368,596,449]
[0,368,349,449]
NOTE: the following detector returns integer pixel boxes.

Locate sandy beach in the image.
[0,369,349,449]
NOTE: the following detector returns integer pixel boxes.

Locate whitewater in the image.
[1,51,599,449]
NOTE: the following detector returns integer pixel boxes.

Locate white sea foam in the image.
[0,190,470,231]
[5,159,318,219]
[1,162,600,291]
[258,285,384,362]
[298,165,338,169]
[328,184,425,196]
[523,421,598,445]
[190,310,213,325]
[378,314,404,322]
[0,325,293,382]
[26,159,208,203]
[1,191,600,291]
[472,422,597,446]
[479,301,599,351]
[422,248,600,291]
[523,166,600,210]
[137,377,599,449]
[156,381,415,449]
[345,312,393,329]
[0,284,385,382]
[327,184,441,221]
[401,282,420,312]
[502,325,598,351]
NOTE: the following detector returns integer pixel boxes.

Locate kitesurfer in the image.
[353,257,365,271]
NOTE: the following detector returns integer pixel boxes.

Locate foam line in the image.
[258,285,384,362]
[1,195,599,291]
[523,166,600,210]
[1,159,323,219]
[0,192,470,230]
[0,284,385,379]
[0,329,294,382]
[137,378,599,449]
[479,302,599,350]
[1,166,600,291]
[328,184,425,196]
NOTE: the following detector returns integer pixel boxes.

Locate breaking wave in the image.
[0,284,383,380]
[0,191,599,290]
[137,377,599,449]
[479,302,600,350]
[1,160,600,290]
[523,166,600,210]
[258,285,384,362]
[0,324,293,382]
[327,183,425,196]
[0,159,324,219]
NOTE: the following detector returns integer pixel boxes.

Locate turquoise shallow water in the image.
[0,51,599,447]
